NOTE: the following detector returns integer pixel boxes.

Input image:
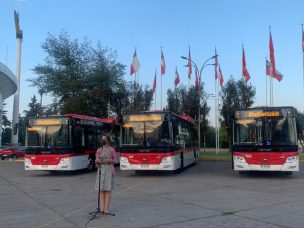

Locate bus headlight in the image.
[24,158,31,165]
[120,157,129,163]
[286,156,297,163]
[235,156,246,163]
[60,157,70,164]
[161,157,172,163]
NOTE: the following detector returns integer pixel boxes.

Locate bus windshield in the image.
[234,113,297,147]
[27,118,70,149]
[122,119,171,147]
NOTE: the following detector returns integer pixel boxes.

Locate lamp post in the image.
[181,55,217,153]
[11,10,23,146]
[202,93,215,153]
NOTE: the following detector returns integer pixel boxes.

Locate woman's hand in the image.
[95,158,102,164]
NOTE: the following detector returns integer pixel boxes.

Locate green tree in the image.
[220,76,256,127]
[166,84,211,146]
[29,31,153,118]
[24,95,44,118]
[220,76,256,149]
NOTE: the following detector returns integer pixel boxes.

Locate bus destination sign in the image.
[126,114,162,122]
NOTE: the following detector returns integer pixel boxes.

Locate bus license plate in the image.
[41,165,49,168]
[141,164,149,168]
[261,165,270,169]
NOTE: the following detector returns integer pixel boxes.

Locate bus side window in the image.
[74,127,85,153]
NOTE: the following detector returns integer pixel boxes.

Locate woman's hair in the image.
[102,133,112,143]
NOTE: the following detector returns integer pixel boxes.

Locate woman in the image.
[95,134,117,215]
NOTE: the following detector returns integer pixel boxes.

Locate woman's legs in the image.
[100,191,106,212]
[104,191,112,213]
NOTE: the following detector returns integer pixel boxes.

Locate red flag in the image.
[188,47,192,79]
[195,70,199,90]
[130,50,140,76]
[242,46,251,83]
[218,65,224,87]
[161,48,166,75]
[269,30,276,76]
[214,48,218,80]
[174,68,180,87]
[152,73,156,93]
[266,59,283,82]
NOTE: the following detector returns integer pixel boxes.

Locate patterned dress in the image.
[95,146,115,191]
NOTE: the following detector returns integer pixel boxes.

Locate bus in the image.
[232,106,299,174]
[24,114,120,171]
[120,111,199,172]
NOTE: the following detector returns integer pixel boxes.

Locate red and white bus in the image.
[24,114,120,171]
[120,111,199,172]
[232,106,299,174]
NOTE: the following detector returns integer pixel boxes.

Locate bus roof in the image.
[62,114,119,125]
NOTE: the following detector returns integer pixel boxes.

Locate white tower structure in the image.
[11,10,23,145]
[0,63,17,146]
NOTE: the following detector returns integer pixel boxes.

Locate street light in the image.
[181,54,218,153]
[203,93,215,153]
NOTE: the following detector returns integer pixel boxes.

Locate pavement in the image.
[1,160,304,228]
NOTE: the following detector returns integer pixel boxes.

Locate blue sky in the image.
[1,0,304,126]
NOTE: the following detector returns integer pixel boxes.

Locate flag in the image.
[188,47,192,78]
[130,50,140,76]
[242,46,251,83]
[214,48,218,80]
[174,68,180,87]
[195,70,199,90]
[152,72,156,93]
[161,48,166,75]
[266,59,283,82]
[269,31,276,76]
[218,65,224,87]
[266,59,271,76]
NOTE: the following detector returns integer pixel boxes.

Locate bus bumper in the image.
[120,156,178,171]
[24,157,75,171]
[233,155,299,172]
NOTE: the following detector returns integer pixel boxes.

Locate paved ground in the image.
[1,160,304,228]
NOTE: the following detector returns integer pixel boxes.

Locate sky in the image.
[1,0,304,126]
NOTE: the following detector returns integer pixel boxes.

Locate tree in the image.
[24,95,43,118]
[166,84,211,146]
[220,76,256,127]
[220,76,256,149]
[29,31,153,118]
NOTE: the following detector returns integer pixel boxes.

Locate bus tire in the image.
[193,151,197,165]
[87,156,96,172]
[179,152,184,172]
[284,171,293,176]
[239,171,247,175]
[12,154,16,159]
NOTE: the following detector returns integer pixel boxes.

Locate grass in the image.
[200,148,231,161]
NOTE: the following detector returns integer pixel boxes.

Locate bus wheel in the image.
[87,157,96,171]
[179,153,184,170]
[239,171,247,175]
[12,154,16,159]
[284,171,293,176]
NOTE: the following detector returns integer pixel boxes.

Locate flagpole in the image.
[302,24,304,95]
[155,70,157,111]
[215,74,218,155]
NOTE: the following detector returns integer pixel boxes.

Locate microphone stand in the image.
[88,164,103,220]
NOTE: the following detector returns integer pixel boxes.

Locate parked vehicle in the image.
[0,146,25,160]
